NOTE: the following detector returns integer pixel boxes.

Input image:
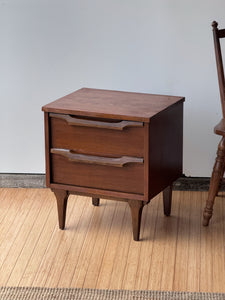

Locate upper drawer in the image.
[49,113,144,157]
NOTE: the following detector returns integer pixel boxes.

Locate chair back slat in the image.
[212,21,225,118]
[218,29,225,38]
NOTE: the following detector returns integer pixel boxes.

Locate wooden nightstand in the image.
[42,88,184,241]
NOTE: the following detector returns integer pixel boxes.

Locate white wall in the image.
[1,0,225,176]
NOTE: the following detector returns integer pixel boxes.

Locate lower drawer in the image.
[50,153,144,195]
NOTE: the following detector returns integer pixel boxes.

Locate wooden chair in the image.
[203,21,225,226]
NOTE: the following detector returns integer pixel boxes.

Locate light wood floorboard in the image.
[0,188,225,292]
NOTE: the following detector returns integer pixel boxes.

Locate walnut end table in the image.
[42,88,184,241]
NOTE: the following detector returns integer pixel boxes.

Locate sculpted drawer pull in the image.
[49,113,143,130]
[51,148,144,167]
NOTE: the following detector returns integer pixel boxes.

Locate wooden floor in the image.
[0,188,225,292]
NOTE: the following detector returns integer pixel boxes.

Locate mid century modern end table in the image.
[42,88,184,241]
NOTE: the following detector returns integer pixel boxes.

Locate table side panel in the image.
[148,102,183,199]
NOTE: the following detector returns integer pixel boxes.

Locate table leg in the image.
[128,200,144,241]
[163,185,172,216]
[92,197,100,206]
[52,189,69,229]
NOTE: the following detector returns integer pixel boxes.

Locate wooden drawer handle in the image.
[49,113,143,130]
[51,148,144,167]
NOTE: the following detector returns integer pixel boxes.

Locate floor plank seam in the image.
[95,201,118,289]
[147,196,160,290]
[17,195,55,287]
[73,201,107,288]
[56,197,88,288]
[6,193,46,286]
[1,189,225,293]
[66,198,96,288]
[172,191,181,291]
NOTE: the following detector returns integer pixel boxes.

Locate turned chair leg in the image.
[128,200,144,241]
[203,137,225,226]
[217,163,225,195]
[92,197,100,206]
[52,189,69,229]
[163,185,172,216]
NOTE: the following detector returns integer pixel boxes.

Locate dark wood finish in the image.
[49,113,143,130]
[148,103,183,199]
[42,88,184,122]
[203,21,225,226]
[214,118,225,136]
[144,123,150,202]
[212,21,225,117]
[51,154,144,194]
[50,115,144,158]
[50,148,143,167]
[163,185,173,216]
[92,197,100,206]
[43,88,184,240]
[44,112,50,187]
[218,28,225,38]
[128,200,145,241]
[52,189,68,229]
[203,138,225,225]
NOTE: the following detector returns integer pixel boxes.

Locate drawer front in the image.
[50,113,144,157]
[50,153,144,195]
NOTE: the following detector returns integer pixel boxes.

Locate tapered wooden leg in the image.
[52,189,69,229]
[163,185,172,216]
[128,200,144,241]
[92,197,100,206]
[203,137,225,226]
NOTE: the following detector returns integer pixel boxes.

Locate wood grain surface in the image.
[42,88,184,122]
[1,188,225,293]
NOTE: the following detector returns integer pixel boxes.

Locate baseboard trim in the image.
[173,176,212,191]
[0,173,46,188]
[0,174,214,191]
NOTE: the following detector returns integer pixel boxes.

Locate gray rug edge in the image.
[0,287,225,300]
[0,174,217,191]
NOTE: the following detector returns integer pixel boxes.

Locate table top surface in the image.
[42,88,185,122]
